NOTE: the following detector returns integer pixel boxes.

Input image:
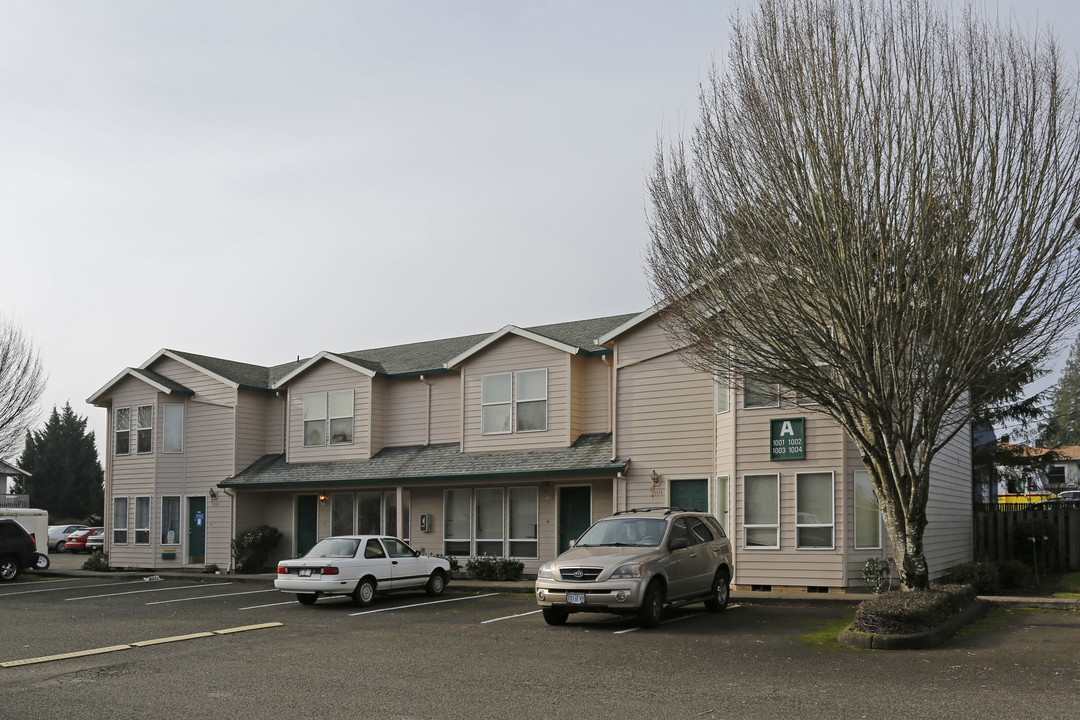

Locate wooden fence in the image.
[974,507,1080,572]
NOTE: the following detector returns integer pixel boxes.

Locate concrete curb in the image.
[837,599,992,650]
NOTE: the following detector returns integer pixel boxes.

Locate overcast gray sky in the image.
[1,0,1077,460]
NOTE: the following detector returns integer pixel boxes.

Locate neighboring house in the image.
[88,309,973,589]
[0,460,29,508]
[995,442,1080,497]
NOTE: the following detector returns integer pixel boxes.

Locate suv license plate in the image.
[566,592,585,605]
[298,569,312,577]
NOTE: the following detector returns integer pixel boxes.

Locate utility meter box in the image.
[419,514,431,533]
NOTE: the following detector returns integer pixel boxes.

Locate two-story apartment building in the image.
[88,308,973,589]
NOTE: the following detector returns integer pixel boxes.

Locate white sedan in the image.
[274,535,451,607]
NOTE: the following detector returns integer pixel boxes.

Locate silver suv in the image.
[535,507,734,628]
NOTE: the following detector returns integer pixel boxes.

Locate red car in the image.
[64,527,103,553]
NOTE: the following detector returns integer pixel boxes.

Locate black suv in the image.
[0,518,42,581]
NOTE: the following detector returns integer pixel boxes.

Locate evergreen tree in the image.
[14,403,104,521]
[1044,335,1080,447]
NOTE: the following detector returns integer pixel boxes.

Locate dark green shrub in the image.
[996,559,1035,589]
[944,562,1000,594]
[82,551,109,571]
[851,584,976,634]
[432,554,460,573]
[231,525,283,573]
[862,557,893,594]
[464,556,524,581]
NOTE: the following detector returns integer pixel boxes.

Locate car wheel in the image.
[704,568,730,612]
[296,593,318,606]
[542,607,569,626]
[425,569,447,597]
[352,577,376,607]
[56,541,66,553]
[0,556,19,582]
[638,580,664,628]
[33,553,50,571]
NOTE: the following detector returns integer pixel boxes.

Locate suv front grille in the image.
[558,566,603,582]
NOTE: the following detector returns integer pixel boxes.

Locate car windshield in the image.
[574,518,668,547]
[305,538,360,559]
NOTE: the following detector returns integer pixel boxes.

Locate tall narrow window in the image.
[444,488,471,556]
[715,475,730,533]
[399,489,411,542]
[515,369,548,432]
[303,392,327,447]
[383,490,397,538]
[854,470,881,549]
[481,373,512,434]
[163,404,184,453]
[331,493,354,536]
[743,474,779,548]
[475,488,504,556]
[113,497,129,544]
[357,491,381,534]
[161,497,181,545]
[715,374,730,413]
[329,390,354,444]
[136,405,153,454]
[796,472,834,548]
[509,487,538,558]
[114,407,131,455]
[135,496,151,544]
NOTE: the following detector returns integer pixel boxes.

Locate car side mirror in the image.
[669,537,689,551]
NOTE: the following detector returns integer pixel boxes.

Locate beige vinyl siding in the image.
[732,409,848,587]
[923,422,974,579]
[148,356,237,406]
[580,355,611,435]
[235,390,279,473]
[462,335,570,453]
[264,393,285,454]
[106,377,161,568]
[614,321,715,511]
[371,377,387,455]
[384,376,429,447]
[286,361,372,462]
[570,355,584,442]
[427,373,461,445]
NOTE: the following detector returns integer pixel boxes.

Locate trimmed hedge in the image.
[851,584,977,635]
[464,556,525,581]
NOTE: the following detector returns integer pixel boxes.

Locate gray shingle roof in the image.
[129,368,195,396]
[220,433,626,488]
[165,312,639,386]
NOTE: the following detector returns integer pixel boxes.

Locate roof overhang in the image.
[86,367,196,406]
[444,325,581,368]
[272,351,378,389]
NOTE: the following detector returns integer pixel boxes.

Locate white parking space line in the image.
[349,593,497,616]
[614,612,706,634]
[64,582,233,601]
[145,589,278,606]
[0,580,150,598]
[240,600,296,610]
[481,609,542,624]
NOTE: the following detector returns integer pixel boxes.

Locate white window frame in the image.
[443,488,472,556]
[508,486,538,558]
[303,392,327,447]
[134,496,151,545]
[743,378,780,409]
[331,493,355,536]
[161,496,181,545]
[113,497,129,545]
[114,407,131,455]
[715,475,730,534]
[795,471,835,549]
[136,404,154,454]
[854,470,882,550]
[163,404,184,453]
[514,368,548,433]
[481,373,513,435]
[328,389,354,445]
[715,373,730,413]
[743,473,780,549]
[474,487,505,556]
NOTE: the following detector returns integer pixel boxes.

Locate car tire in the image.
[296,593,318,606]
[638,580,664,628]
[56,541,66,553]
[0,556,20,582]
[352,577,376,607]
[425,569,447,597]
[542,607,569,626]
[33,553,50,571]
[704,568,730,612]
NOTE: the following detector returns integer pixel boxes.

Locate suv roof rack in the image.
[613,507,694,516]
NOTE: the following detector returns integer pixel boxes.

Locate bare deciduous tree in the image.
[0,315,46,464]
[646,0,1080,589]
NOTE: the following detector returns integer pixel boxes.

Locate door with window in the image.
[558,486,592,553]
[670,478,708,512]
[296,495,318,557]
[187,497,205,564]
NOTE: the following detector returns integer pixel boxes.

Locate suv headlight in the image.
[610,564,642,579]
[537,563,554,579]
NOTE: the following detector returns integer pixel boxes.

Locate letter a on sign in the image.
[780,420,794,437]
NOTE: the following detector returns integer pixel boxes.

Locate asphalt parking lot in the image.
[1,568,1077,720]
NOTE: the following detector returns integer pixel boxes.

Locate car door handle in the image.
[392,560,398,565]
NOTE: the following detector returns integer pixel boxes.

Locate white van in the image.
[0,508,50,569]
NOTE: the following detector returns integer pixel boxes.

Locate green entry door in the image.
[670,479,708,512]
[558,486,592,553]
[296,495,319,556]
[187,497,206,564]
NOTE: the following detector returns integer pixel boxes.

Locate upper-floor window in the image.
[481,369,548,435]
[114,407,131,455]
[743,378,780,409]
[163,404,184,453]
[136,405,153,454]
[303,390,354,447]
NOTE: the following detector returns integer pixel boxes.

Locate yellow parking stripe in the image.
[0,623,283,668]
